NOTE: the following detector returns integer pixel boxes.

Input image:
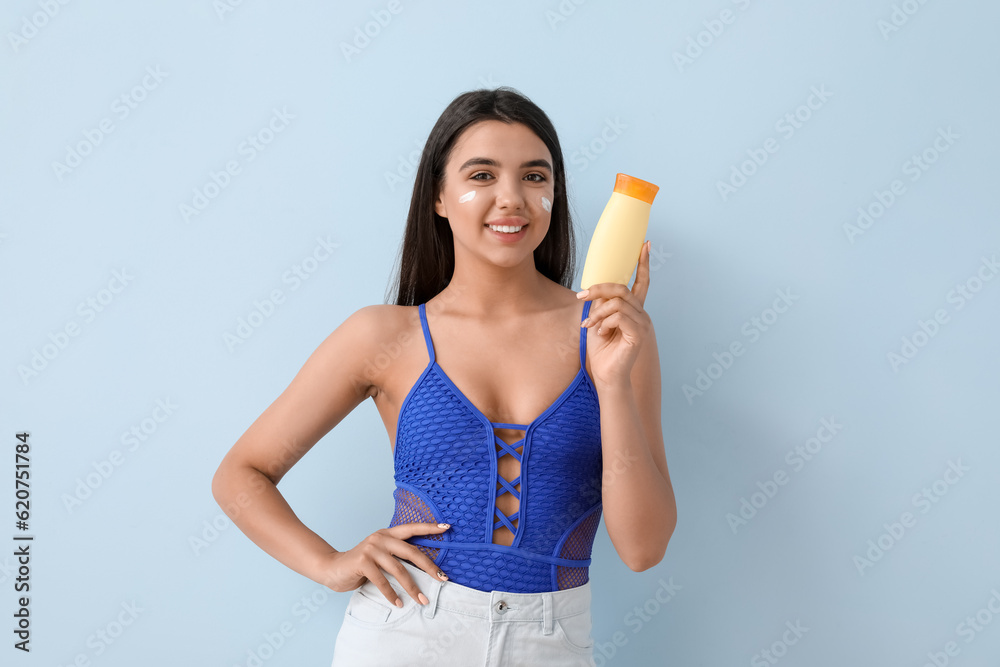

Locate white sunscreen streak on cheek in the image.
[458,191,476,203]
[541,196,552,212]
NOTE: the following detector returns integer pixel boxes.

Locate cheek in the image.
[458,190,476,203]
[541,196,552,213]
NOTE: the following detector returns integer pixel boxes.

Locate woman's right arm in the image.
[211,305,448,606]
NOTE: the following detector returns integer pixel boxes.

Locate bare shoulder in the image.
[328,303,416,399]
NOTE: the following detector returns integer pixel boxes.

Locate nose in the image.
[494,175,525,211]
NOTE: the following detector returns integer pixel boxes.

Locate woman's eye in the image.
[525,173,546,182]
[471,172,492,180]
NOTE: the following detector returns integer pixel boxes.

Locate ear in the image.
[434,189,447,219]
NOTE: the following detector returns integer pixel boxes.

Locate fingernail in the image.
[581,318,590,327]
[437,570,448,581]
[576,289,589,299]
[438,523,450,529]
[418,593,429,605]
[395,598,403,608]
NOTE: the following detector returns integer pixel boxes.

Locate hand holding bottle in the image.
[577,239,654,389]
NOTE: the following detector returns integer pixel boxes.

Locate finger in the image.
[583,295,602,328]
[596,311,626,337]
[581,291,612,329]
[604,308,649,347]
[585,293,642,332]
[387,522,451,581]
[378,554,429,606]
[400,543,450,582]
[579,281,629,299]
[631,240,651,307]
[388,521,451,539]
[580,283,635,317]
[363,565,404,608]
[580,241,651,305]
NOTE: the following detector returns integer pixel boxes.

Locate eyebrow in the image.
[458,157,553,172]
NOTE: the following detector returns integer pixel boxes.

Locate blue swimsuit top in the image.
[388,300,603,594]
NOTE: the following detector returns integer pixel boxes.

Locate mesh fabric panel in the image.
[556,507,603,589]
[388,487,443,560]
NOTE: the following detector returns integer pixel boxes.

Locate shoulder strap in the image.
[418,303,436,364]
[578,300,591,371]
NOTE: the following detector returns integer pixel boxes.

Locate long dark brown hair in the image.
[385,87,576,306]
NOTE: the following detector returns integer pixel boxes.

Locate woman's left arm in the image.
[577,240,677,571]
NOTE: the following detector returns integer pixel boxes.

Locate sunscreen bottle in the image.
[580,173,659,290]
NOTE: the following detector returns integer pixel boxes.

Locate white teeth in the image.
[488,225,523,233]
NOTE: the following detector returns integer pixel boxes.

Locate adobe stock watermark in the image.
[566,117,628,186]
[751,620,809,666]
[213,0,252,21]
[672,0,756,73]
[919,587,1000,667]
[681,287,799,404]
[223,235,340,352]
[476,73,500,89]
[853,458,970,576]
[843,126,959,244]
[544,0,589,31]
[0,556,18,586]
[231,587,334,667]
[553,248,675,366]
[189,510,235,556]
[51,66,168,182]
[594,577,682,665]
[384,136,426,192]
[61,398,179,514]
[384,77,499,192]
[716,85,833,202]
[198,436,320,557]
[886,253,998,373]
[7,0,73,53]
[17,268,134,386]
[419,608,476,662]
[877,0,934,41]
[344,282,468,396]
[179,106,295,223]
[56,600,143,667]
[339,0,403,63]
[725,416,843,534]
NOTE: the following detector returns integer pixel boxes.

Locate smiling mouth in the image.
[485,223,527,233]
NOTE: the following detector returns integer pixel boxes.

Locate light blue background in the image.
[3,1,999,665]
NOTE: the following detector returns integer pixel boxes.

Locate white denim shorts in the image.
[330,557,596,666]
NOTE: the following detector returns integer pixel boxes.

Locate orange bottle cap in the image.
[613,173,659,204]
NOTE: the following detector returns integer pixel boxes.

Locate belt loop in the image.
[542,593,553,635]
[423,576,442,619]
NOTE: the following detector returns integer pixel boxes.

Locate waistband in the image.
[408,537,592,567]
[381,558,591,635]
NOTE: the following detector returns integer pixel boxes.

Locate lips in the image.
[484,223,528,231]
[485,217,528,227]
[485,224,528,241]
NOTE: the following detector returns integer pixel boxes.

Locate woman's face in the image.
[434,120,555,266]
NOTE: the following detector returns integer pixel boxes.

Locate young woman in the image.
[211,87,677,666]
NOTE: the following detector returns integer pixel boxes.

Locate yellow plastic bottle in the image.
[580,173,659,290]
